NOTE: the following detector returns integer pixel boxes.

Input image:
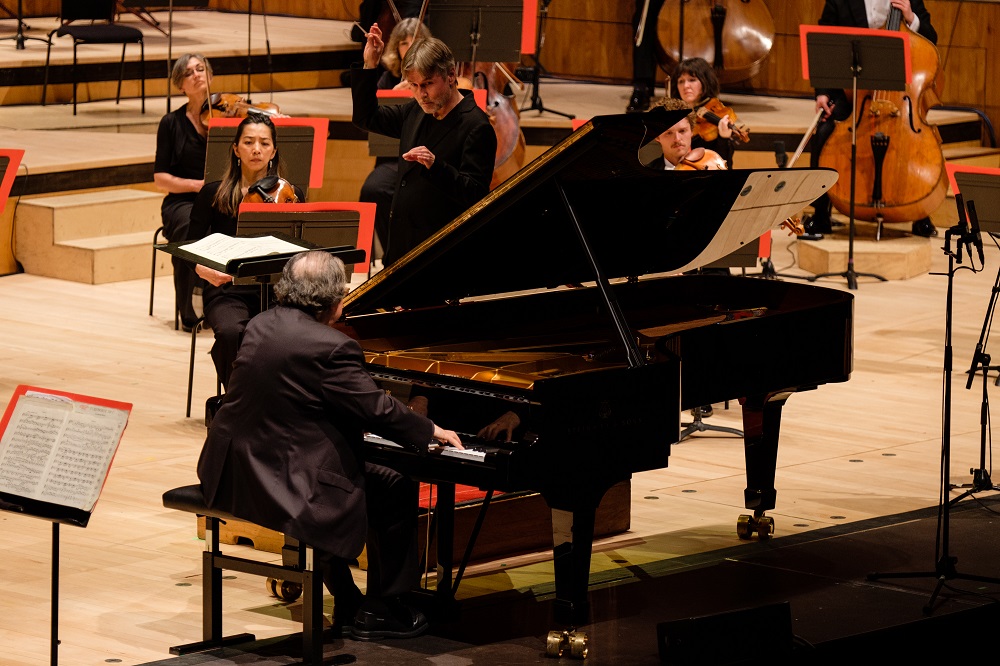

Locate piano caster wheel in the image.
[737,514,775,541]
[545,630,589,659]
[266,577,302,602]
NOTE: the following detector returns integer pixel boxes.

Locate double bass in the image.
[656,0,775,84]
[457,62,528,190]
[818,7,946,225]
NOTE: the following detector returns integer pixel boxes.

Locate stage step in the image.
[15,188,164,284]
[798,229,933,281]
[943,146,1000,168]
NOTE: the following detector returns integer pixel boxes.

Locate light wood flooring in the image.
[1,228,999,664]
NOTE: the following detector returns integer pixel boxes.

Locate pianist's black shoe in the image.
[350,597,428,641]
[911,217,938,237]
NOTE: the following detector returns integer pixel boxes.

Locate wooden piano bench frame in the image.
[162,484,326,664]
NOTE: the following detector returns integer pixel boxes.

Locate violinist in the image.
[352,29,495,267]
[359,18,433,259]
[648,98,727,171]
[153,53,212,332]
[806,0,938,238]
[673,57,739,168]
[186,115,305,389]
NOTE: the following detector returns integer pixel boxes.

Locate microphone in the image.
[953,192,972,264]
[968,199,986,265]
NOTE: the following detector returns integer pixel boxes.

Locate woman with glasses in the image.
[153,53,212,331]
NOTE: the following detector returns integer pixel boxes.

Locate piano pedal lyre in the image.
[736,512,775,541]
[266,577,303,602]
[545,629,589,659]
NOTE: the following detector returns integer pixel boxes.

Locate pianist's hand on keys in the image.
[432,424,463,449]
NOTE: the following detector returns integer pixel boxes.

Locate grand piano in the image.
[338,108,853,631]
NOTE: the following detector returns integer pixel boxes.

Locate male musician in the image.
[805,0,938,238]
[627,0,667,113]
[197,250,463,640]
[352,29,496,266]
[649,98,727,170]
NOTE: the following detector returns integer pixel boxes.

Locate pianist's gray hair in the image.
[401,37,455,82]
[275,251,349,319]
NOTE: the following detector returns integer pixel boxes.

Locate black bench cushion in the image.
[163,484,238,521]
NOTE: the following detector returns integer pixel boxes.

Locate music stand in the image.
[0,385,132,666]
[0,0,47,50]
[430,0,524,64]
[800,24,906,289]
[517,0,574,119]
[204,117,328,190]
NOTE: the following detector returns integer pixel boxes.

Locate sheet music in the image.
[182,233,306,266]
[0,393,128,512]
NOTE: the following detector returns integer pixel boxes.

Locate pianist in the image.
[351,29,496,267]
[197,250,463,640]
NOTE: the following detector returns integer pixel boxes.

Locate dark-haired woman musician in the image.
[187,115,304,388]
[673,57,738,168]
[153,53,212,331]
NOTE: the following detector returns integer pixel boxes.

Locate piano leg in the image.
[738,391,792,540]
[550,505,596,627]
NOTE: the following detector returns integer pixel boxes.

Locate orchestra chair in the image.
[149,225,183,331]
[42,0,146,116]
[162,484,326,664]
[187,316,221,418]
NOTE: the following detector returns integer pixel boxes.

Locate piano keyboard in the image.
[364,432,501,463]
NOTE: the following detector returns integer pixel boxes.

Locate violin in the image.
[242,176,299,204]
[693,97,750,143]
[676,147,728,170]
[201,93,281,128]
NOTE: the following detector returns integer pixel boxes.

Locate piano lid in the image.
[344,108,838,314]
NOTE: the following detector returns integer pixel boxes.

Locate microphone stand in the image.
[957,205,1000,500]
[867,220,1000,612]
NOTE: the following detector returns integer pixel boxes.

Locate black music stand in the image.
[0,385,131,666]
[518,0,573,119]
[801,25,903,289]
[203,117,328,190]
[0,0,48,49]
[431,0,523,64]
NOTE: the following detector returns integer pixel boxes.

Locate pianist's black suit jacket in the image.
[197,305,434,559]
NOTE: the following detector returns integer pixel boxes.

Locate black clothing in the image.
[360,70,405,255]
[155,106,207,327]
[187,180,306,388]
[352,65,496,266]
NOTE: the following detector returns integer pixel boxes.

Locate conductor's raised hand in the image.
[363,23,385,69]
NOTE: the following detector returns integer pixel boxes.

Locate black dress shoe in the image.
[329,587,363,638]
[626,86,651,114]
[802,213,833,235]
[350,598,428,641]
[911,217,938,237]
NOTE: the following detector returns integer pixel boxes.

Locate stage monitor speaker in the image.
[657,600,794,665]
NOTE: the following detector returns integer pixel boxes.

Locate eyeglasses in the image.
[183,65,207,78]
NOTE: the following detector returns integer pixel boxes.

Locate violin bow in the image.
[635,0,651,46]
[415,0,430,40]
[386,0,402,23]
[787,109,824,169]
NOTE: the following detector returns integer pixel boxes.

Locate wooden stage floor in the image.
[1,9,999,666]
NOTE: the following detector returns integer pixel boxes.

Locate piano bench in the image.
[162,484,327,664]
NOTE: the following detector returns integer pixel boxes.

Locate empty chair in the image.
[42,0,146,115]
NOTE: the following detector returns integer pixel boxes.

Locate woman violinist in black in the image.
[672,57,744,168]
[187,115,304,388]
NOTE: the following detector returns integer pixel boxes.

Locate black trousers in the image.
[632,0,667,88]
[809,90,852,217]
[316,462,420,604]
[202,285,260,389]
